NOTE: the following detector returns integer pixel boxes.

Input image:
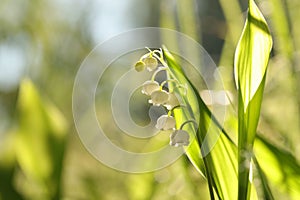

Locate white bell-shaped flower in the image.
[144,57,158,71]
[149,90,169,106]
[164,93,180,110]
[170,130,190,147]
[134,61,145,72]
[142,81,160,96]
[155,115,176,130]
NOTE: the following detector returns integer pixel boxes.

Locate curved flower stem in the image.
[171,104,183,111]
[152,51,178,81]
[150,48,184,95]
[145,47,152,52]
[153,53,168,67]
[151,67,168,81]
[140,52,151,61]
[167,110,172,116]
[145,47,163,60]
[180,119,198,130]
[153,49,163,58]
[160,79,179,91]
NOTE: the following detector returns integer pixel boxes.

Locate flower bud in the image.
[149,90,169,106]
[141,81,160,95]
[164,93,180,110]
[170,130,190,147]
[144,57,158,71]
[155,115,176,130]
[134,61,146,72]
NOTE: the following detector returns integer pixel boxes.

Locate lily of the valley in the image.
[155,115,176,130]
[164,93,180,110]
[144,57,158,71]
[169,130,190,147]
[134,61,146,72]
[142,81,160,95]
[149,90,169,106]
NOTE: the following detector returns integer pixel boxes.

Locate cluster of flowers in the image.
[134,48,190,147]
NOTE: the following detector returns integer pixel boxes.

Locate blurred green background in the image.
[0,0,300,199]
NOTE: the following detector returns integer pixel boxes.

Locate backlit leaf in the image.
[234,0,272,199]
[15,79,67,199]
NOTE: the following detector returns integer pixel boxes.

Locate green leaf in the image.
[234,0,272,111]
[15,79,67,199]
[255,135,300,199]
[163,48,239,200]
[252,156,274,200]
[163,46,287,199]
[0,134,24,200]
[234,0,272,199]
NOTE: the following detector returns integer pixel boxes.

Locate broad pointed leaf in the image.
[163,48,239,200]
[234,0,272,199]
[15,79,67,199]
